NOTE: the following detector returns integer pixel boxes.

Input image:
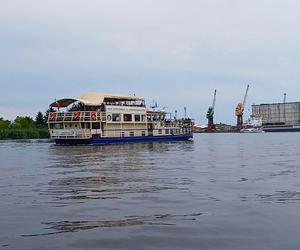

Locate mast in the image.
[283,93,286,123]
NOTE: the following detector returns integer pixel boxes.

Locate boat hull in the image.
[55,134,193,145]
[262,125,300,132]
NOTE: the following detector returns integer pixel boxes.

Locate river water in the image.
[1,133,300,250]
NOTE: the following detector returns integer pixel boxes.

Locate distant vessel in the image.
[47,92,194,145]
[245,114,300,132]
[240,127,265,133]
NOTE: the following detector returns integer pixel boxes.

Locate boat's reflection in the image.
[44,141,194,204]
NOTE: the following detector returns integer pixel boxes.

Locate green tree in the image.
[35,111,46,127]
[0,118,11,129]
[11,116,35,129]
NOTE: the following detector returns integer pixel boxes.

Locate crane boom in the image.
[212,89,217,112]
[242,84,250,106]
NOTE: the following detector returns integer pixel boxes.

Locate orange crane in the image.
[206,89,217,131]
[235,84,249,129]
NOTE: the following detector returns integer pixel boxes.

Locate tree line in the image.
[0,111,51,140]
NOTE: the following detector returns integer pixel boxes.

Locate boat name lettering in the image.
[106,106,145,113]
[52,130,82,136]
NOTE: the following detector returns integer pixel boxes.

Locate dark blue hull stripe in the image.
[55,134,193,145]
[263,128,300,132]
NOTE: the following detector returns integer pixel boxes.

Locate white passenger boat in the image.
[47,92,194,145]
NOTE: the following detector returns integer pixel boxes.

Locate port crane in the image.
[206,89,217,131]
[235,84,249,129]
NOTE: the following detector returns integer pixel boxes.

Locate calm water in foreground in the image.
[1,133,300,250]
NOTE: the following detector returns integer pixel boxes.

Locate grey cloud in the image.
[0,0,300,123]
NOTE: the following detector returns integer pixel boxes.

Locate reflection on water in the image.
[43,142,194,205]
[22,213,203,237]
[256,191,300,203]
[1,134,300,249]
[45,175,172,202]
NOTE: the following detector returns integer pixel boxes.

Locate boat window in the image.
[135,115,141,122]
[50,123,63,129]
[141,115,146,122]
[123,114,132,122]
[92,123,100,129]
[165,129,169,134]
[130,131,134,136]
[141,131,146,136]
[158,129,162,134]
[112,114,121,122]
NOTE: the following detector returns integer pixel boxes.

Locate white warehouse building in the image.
[252,102,300,125]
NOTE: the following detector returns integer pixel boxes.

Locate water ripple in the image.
[22,213,203,237]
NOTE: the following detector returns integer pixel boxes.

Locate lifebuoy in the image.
[49,112,56,121]
[107,114,112,121]
[91,112,97,121]
[73,111,81,120]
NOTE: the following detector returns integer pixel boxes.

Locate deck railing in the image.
[48,111,106,122]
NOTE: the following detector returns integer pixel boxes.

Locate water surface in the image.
[1,133,300,249]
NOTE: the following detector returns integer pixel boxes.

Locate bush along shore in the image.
[0,129,49,140]
[0,111,50,140]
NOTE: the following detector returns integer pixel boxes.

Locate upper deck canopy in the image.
[50,92,144,108]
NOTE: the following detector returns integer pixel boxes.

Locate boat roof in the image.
[252,101,300,106]
[147,110,167,115]
[50,92,144,107]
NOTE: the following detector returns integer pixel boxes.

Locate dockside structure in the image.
[252,102,300,125]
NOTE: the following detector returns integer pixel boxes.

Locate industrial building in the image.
[252,102,300,125]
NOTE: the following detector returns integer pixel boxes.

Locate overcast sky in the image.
[0,0,299,124]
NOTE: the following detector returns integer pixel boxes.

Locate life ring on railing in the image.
[107,114,112,121]
[91,112,97,121]
[72,111,81,120]
[49,112,56,121]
